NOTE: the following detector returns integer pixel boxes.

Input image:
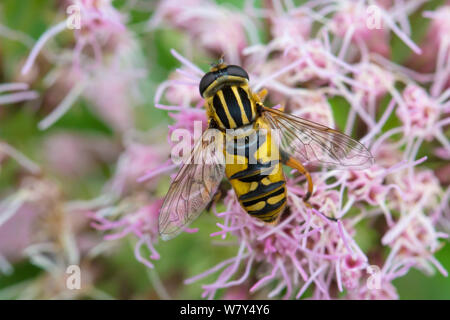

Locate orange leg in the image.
[206,189,222,212]
[256,89,286,112]
[285,157,338,221]
[284,156,313,202]
[257,88,268,101]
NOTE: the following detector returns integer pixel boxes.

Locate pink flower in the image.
[89,197,164,269]
[345,166,388,206]
[269,10,312,44]
[287,92,334,127]
[330,2,391,57]
[397,84,441,140]
[256,1,313,44]
[409,5,450,73]
[149,0,206,30]
[0,82,38,106]
[110,135,169,196]
[353,63,394,105]
[0,204,37,264]
[83,56,147,132]
[150,0,256,64]
[163,69,203,107]
[340,255,365,290]
[0,177,108,299]
[21,0,126,76]
[43,132,120,178]
[19,1,145,132]
[348,280,399,300]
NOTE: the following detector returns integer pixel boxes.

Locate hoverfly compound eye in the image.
[199,72,217,97]
[226,65,249,80]
[199,65,249,97]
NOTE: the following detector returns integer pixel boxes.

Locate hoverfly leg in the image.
[208,118,219,129]
[303,201,338,222]
[280,152,337,221]
[283,156,314,203]
[205,189,223,213]
[256,88,268,101]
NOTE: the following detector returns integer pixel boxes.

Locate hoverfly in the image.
[158,61,374,240]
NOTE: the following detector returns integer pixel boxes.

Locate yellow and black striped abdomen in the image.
[224,117,287,223]
[208,84,257,130]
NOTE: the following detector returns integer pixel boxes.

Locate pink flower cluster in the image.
[19,0,146,132]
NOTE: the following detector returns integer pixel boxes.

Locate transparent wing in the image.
[263,106,374,169]
[159,128,225,241]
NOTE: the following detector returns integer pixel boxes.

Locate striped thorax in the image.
[200,64,258,130]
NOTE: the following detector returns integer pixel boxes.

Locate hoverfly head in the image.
[199,57,249,98]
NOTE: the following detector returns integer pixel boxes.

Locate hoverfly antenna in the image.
[209,54,226,70]
[218,53,225,65]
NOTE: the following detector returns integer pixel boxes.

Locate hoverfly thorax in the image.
[200,63,258,130]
